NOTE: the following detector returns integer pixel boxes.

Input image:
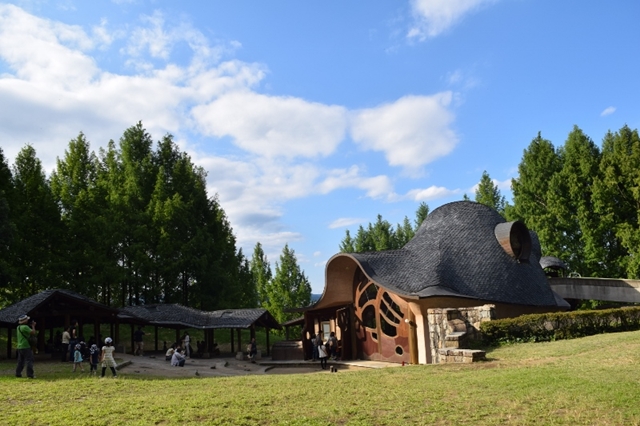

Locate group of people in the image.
[164,342,188,367]
[163,333,193,367]
[311,332,339,370]
[15,314,119,379]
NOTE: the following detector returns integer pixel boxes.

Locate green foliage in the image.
[265,244,311,324]
[414,201,429,228]
[251,242,272,308]
[474,170,506,216]
[0,123,255,310]
[339,203,429,253]
[509,125,640,281]
[592,126,640,279]
[480,306,640,345]
[9,145,64,300]
[511,132,564,257]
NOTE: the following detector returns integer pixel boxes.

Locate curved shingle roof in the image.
[349,201,565,307]
[540,256,568,270]
[119,304,281,329]
[0,289,119,327]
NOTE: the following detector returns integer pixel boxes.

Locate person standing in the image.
[68,321,78,363]
[183,332,191,358]
[15,314,36,379]
[72,344,84,372]
[89,344,99,375]
[317,339,328,370]
[311,333,319,361]
[61,327,70,362]
[248,337,257,363]
[133,326,145,356]
[100,337,118,378]
[327,332,338,360]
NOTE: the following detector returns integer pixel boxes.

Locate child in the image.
[100,337,118,378]
[165,344,175,361]
[89,344,99,375]
[72,343,84,372]
[318,340,328,370]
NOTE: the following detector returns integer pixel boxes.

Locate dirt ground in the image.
[117,353,337,378]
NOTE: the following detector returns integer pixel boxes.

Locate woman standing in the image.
[61,327,70,362]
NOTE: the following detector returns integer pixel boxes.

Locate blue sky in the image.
[1,0,639,294]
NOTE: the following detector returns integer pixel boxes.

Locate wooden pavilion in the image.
[0,289,281,358]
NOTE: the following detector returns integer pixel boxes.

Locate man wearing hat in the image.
[16,314,36,379]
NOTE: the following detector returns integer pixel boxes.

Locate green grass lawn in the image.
[2,330,640,425]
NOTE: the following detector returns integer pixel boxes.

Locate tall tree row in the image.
[511,125,640,280]
[0,123,254,310]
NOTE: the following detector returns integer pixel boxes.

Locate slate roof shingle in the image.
[119,304,281,329]
[347,201,567,307]
[0,289,119,327]
[0,290,281,330]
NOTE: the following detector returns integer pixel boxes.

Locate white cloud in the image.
[314,259,328,269]
[0,5,466,280]
[601,106,616,117]
[0,4,267,171]
[317,166,395,199]
[408,0,498,41]
[350,93,458,172]
[192,91,348,159]
[328,217,367,229]
[406,185,457,201]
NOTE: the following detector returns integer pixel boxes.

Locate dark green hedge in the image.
[479,306,640,346]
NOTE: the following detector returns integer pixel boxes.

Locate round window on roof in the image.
[494,221,531,261]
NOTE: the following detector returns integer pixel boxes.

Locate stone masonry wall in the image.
[427,305,495,364]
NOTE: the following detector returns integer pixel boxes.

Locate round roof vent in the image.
[494,221,531,262]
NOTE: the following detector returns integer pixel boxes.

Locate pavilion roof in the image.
[119,304,281,330]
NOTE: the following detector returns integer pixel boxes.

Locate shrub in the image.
[480,306,640,346]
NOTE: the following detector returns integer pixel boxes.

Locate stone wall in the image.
[427,304,495,363]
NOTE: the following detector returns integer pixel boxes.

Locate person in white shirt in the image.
[171,348,186,367]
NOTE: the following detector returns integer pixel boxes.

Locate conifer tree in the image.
[475,170,506,216]
[265,244,311,323]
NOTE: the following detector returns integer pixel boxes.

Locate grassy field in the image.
[2,330,640,425]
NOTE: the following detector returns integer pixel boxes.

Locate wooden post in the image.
[350,305,357,360]
[130,324,134,355]
[230,328,234,353]
[154,326,159,351]
[266,328,270,356]
[408,310,418,365]
[7,327,12,359]
[93,319,100,346]
[175,329,181,346]
[114,321,120,350]
[237,329,242,354]
[37,316,44,353]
